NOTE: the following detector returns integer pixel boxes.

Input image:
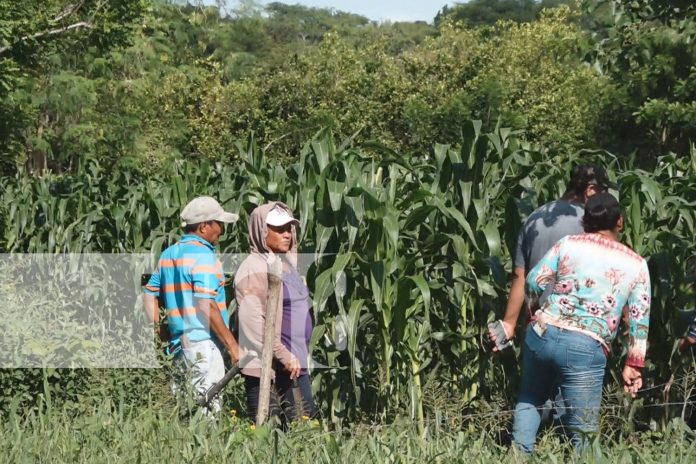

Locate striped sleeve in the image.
[144,267,161,295]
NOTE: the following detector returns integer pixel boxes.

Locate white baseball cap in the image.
[180,196,239,226]
[266,205,299,227]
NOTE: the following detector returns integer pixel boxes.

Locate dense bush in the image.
[0,1,658,175]
[224,7,616,159]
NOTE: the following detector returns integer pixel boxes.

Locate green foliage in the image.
[585,0,696,161]
[1,0,696,442]
[1,127,695,429]
[2,398,696,462]
[436,0,576,27]
[226,8,614,159]
[6,0,694,176]
[0,0,148,175]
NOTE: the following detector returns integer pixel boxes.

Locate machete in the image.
[197,351,257,407]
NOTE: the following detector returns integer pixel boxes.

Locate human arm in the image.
[679,263,696,352]
[143,293,159,325]
[624,260,651,368]
[235,264,299,377]
[488,267,525,351]
[679,317,696,352]
[143,269,161,336]
[195,297,240,364]
[621,260,651,395]
[489,230,528,349]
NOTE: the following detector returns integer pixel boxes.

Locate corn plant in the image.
[1,125,695,428]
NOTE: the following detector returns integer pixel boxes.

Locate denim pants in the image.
[172,339,225,415]
[513,323,606,454]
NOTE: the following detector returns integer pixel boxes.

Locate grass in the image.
[2,398,696,463]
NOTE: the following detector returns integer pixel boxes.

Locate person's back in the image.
[528,233,650,364]
[513,193,649,454]
[491,164,616,347]
[516,199,584,274]
[149,235,227,353]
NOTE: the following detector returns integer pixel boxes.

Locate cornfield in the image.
[1,123,696,434]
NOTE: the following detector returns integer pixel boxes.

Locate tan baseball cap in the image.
[180,196,239,226]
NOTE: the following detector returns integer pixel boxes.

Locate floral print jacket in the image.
[526,233,651,367]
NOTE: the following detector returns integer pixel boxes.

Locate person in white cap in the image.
[143,196,240,414]
[235,202,318,423]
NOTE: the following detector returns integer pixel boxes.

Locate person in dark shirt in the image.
[489,164,616,346]
[488,165,616,432]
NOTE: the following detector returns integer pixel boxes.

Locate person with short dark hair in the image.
[512,193,651,454]
[489,164,616,348]
[143,196,240,414]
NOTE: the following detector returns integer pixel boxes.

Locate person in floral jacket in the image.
[512,192,650,454]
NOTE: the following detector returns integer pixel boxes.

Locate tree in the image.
[0,0,147,175]
[585,0,696,161]
[438,0,575,27]
[220,8,614,158]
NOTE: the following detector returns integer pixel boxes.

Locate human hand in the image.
[622,365,642,398]
[285,356,301,380]
[227,344,240,365]
[487,320,514,353]
[679,335,696,353]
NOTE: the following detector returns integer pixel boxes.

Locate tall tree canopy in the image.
[435,0,574,27]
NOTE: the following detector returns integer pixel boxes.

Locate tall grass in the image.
[2,398,696,463]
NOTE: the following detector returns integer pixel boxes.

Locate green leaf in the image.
[326,179,345,213]
[482,222,501,257]
[409,275,431,314]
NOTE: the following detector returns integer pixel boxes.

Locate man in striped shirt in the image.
[143,196,240,413]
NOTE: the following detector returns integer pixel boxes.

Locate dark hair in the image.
[565,164,615,197]
[184,223,200,233]
[583,192,622,233]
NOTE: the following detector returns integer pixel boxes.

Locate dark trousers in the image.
[244,370,318,423]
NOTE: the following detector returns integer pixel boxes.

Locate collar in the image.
[180,234,215,251]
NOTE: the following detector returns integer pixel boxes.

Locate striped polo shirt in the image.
[144,234,228,352]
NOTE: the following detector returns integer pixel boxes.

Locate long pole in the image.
[256,254,283,426]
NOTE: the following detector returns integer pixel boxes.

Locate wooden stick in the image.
[256,254,282,426]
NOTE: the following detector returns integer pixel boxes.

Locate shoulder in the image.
[235,254,268,283]
[179,241,216,262]
[159,241,181,258]
[565,234,644,261]
[524,200,583,226]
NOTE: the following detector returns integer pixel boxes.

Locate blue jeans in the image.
[513,324,606,454]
